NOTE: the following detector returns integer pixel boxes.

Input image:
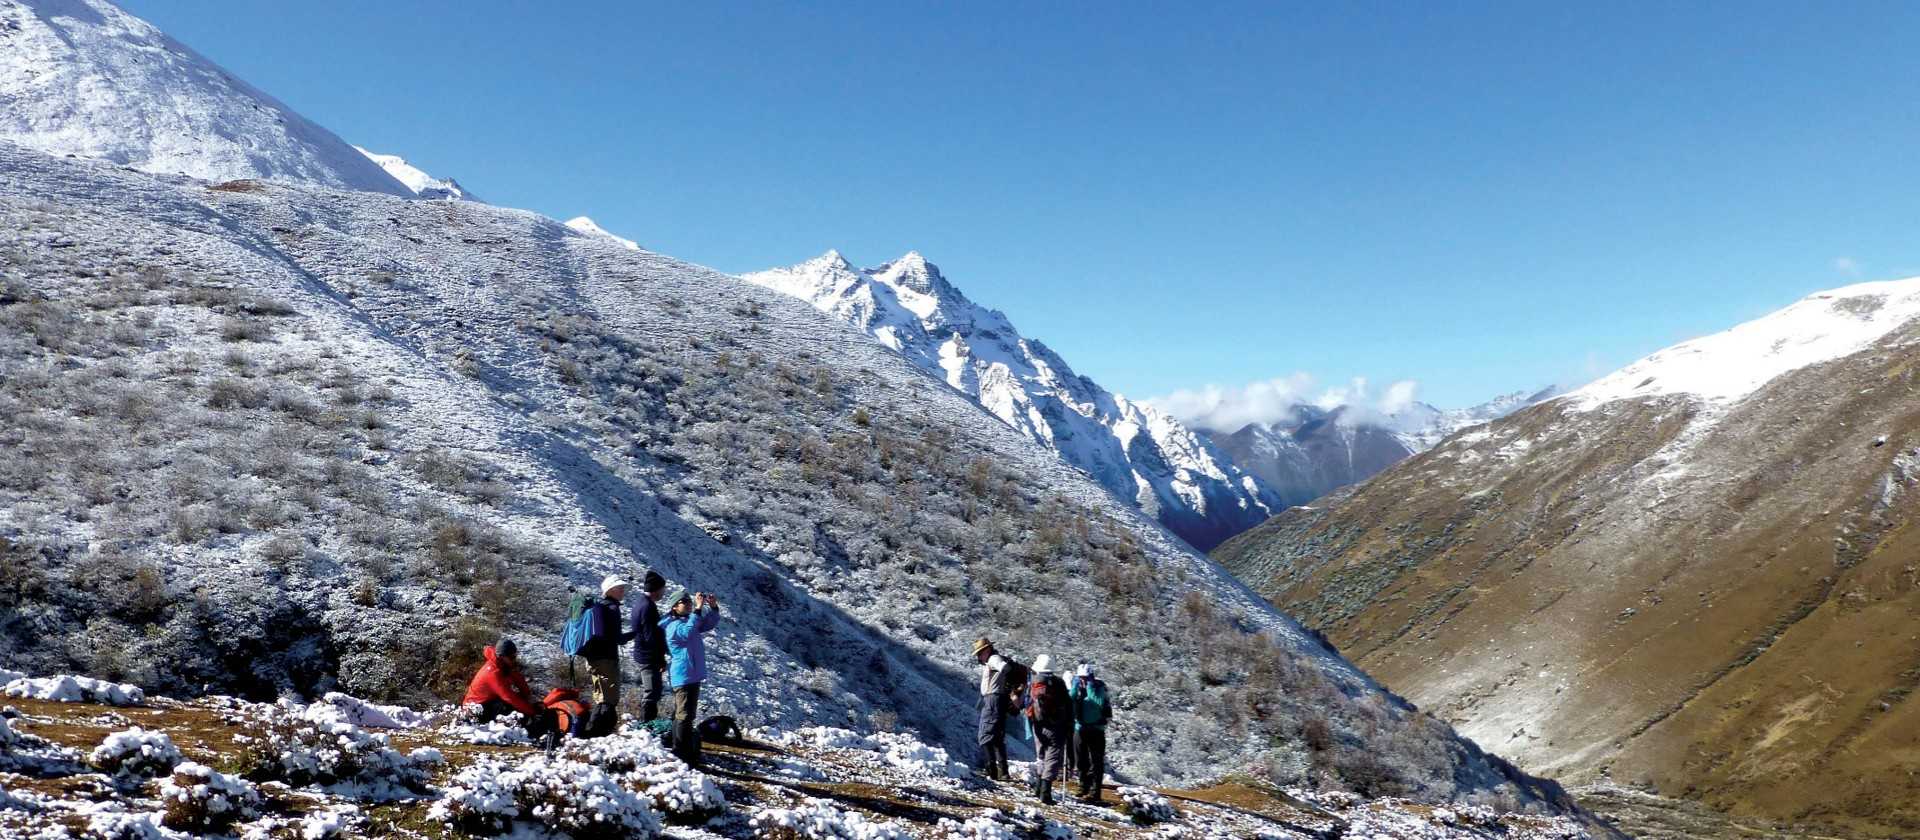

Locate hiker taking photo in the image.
[662,589,722,766]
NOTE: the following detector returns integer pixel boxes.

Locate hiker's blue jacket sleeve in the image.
[695,606,720,634]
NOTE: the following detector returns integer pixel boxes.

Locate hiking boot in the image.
[1039,779,1054,805]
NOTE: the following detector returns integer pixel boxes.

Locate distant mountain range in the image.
[743,252,1283,550]
[1200,388,1561,510]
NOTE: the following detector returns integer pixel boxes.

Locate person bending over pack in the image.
[462,637,554,739]
[630,571,669,723]
[662,589,722,766]
[1069,662,1113,803]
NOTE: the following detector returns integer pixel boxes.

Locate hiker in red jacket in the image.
[462,637,554,738]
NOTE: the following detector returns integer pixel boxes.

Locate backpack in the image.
[561,594,600,657]
[698,715,743,744]
[1076,680,1110,728]
[1026,674,1068,722]
[543,688,591,738]
[997,659,1030,700]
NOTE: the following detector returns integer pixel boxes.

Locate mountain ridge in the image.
[742,252,1283,551]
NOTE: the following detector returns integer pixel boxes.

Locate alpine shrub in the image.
[158,762,260,832]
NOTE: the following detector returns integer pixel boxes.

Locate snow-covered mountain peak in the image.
[353,146,478,201]
[744,251,1282,549]
[564,216,639,250]
[0,0,411,196]
[1566,277,1920,411]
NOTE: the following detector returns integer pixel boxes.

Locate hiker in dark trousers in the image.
[1024,655,1072,804]
[972,637,1013,781]
[630,571,669,723]
[461,638,554,739]
[1064,663,1084,785]
[662,589,722,765]
[1070,662,1112,803]
[581,576,636,733]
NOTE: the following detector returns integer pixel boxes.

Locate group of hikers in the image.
[973,637,1114,805]
[461,572,722,765]
[457,572,1116,806]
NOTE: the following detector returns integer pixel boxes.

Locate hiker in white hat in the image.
[578,575,635,734]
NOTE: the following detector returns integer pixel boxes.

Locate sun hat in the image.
[601,575,629,598]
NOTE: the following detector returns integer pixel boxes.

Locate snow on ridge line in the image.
[1565,276,1920,411]
[353,147,477,201]
[566,216,640,250]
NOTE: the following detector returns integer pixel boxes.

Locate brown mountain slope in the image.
[1215,318,1920,836]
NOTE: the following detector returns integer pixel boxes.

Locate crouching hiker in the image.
[463,638,555,740]
[1024,655,1072,804]
[1070,663,1112,803]
[972,638,1018,781]
[663,590,722,766]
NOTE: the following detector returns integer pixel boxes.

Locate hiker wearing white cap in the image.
[1023,655,1072,804]
[579,575,635,735]
[1069,662,1112,802]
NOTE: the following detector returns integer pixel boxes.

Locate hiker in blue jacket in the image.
[1069,662,1113,803]
[630,571,669,723]
[661,589,722,765]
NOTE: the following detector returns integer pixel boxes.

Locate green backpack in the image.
[1076,680,1109,728]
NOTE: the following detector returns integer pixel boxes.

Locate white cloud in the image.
[1145,373,1425,432]
[1834,256,1862,276]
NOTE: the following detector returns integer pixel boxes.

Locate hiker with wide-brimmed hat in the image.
[972,637,1022,781]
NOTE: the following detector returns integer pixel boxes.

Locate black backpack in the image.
[997,660,1031,699]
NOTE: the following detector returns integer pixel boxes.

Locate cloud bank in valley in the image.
[1145,374,1423,432]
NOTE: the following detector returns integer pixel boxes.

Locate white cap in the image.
[1076,663,1095,678]
[1033,654,1053,674]
[601,576,629,598]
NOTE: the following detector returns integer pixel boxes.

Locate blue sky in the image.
[123,1,1920,413]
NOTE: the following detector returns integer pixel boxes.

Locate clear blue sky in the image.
[122,0,1920,409]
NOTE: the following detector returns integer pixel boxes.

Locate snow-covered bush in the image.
[1119,786,1177,825]
[770,726,970,780]
[428,754,663,839]
[313,692,433,730]
[560,731,727,820]
[89,727,184,780]
[0,712,83,773]
[937,811,1021,840]
[159,762,260,833]
[233,699,428,797]
[3,674,145,705]
[750,797,912,840]
[299,805,360,839]
[409,746,445,766]
[439,707,533,745]
[86,810,180,840]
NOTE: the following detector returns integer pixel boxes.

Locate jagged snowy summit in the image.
[0,0,411,195]
[742,250,1283,550]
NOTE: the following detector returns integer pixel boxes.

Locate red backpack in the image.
[544,688,590,737]
[1025,674,1067,722]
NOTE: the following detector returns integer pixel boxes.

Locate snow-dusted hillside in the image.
[0,0,410,196]
[1215,278,1920,835]
[742,252,1281,550]
[0,142,1586,811]
[354,147,478,201]
[1203,389,1558,511]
